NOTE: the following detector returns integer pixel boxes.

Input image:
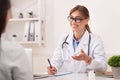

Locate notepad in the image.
[50,71,73,77]
[34,72,49,79]
[34,72,73,79]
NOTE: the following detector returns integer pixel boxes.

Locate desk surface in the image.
[35,73,116,80]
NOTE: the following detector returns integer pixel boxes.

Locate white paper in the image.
[50,72,73,77]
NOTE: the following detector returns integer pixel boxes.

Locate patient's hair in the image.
[0,0,11,37]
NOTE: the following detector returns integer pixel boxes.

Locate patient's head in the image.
[0,0,11,37]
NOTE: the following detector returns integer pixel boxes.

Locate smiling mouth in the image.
[72,25,79,28]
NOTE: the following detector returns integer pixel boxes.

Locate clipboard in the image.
[50,72,73,77]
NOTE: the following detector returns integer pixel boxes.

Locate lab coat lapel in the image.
[66,32,74,56]
[75,30,90,55]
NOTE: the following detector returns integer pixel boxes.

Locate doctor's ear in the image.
[85,18,89,24]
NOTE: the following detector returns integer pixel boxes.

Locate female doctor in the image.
[0,0,33,80]
[47,5,107,75]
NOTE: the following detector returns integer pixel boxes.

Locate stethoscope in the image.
[62,33,91,56]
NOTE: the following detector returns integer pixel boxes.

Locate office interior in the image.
[6,0,120,74]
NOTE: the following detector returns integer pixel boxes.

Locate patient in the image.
[0,0,33,80]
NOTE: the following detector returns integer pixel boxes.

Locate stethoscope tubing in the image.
[62,34,91,56]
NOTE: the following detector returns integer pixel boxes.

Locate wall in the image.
[53,0,120,57]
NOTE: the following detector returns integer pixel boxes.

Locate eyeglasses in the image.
[67,16,84,23]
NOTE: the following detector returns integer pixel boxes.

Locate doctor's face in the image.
[68,10,89,32]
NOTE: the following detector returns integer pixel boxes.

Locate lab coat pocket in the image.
[62,49,72,64]
[62,53,74,71]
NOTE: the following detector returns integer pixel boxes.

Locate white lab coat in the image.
[0,33,33,80]
[51,30,107,73]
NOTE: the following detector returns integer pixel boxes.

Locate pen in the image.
[48,58,52,68]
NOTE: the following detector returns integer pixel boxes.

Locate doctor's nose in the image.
[71,19,76,23]
[71,20,78,26]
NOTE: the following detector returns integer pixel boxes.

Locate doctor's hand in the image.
[72,49,92,64]
[47,66,57,75]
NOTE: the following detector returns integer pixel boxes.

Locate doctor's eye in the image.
[67,16,84,23]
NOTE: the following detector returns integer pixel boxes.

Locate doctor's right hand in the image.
[47,66,57,75]
[72,49,92,64]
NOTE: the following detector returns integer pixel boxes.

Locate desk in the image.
[35,73,115,80]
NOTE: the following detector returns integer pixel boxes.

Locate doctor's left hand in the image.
[72,49,92,64]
